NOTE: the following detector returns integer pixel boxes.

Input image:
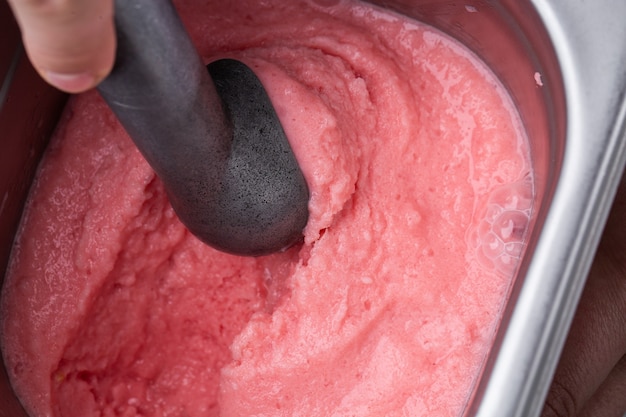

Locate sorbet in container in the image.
[2,1,626,417]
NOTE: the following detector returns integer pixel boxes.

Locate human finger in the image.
[7,0,115,93]
[578,354,626,417]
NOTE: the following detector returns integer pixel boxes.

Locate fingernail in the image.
[43,71,96,93]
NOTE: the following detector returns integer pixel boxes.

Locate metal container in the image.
[2,1,625,416]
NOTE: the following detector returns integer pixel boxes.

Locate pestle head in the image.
[166,59,310,256]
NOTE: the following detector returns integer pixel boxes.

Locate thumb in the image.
[7,0,116,93]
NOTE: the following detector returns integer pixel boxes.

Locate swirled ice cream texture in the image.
[1,1,533,416]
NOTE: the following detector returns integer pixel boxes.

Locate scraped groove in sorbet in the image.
[0,1,533,417]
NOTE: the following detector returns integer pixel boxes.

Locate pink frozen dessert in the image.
[1,0,533,416]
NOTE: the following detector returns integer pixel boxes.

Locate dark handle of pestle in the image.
[97,0,309,256]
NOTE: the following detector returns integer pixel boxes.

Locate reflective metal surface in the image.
[471,1,626,416]
[2,1,626,416]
